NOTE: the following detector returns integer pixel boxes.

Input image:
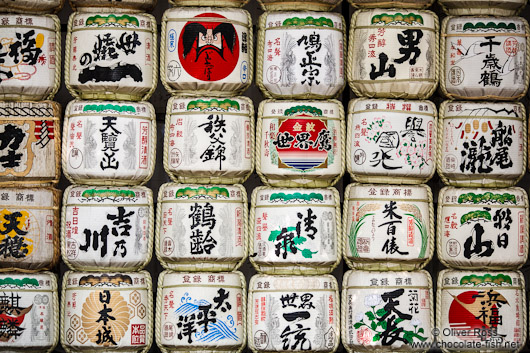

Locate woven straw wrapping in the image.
[439,0,527,16]
[61,185,154,272]
[163,96,254,184]
[0,0,64,13]
[61,271,153,353]
[248,274,340,353]
[161,7,253,97]
[0,187,61,273]
[341,270,434,353]
[440,16,530,101]
[169,0,249,7]
[0,272,59,353]
[65,12,158,101]
[437,186,529,270]
[249,186,342,275]
[347,9,439,99]
[0,101,61,187]
[256,99,345,187]
[256,11,346,99]
[347,98,438,185]
[155,183,248,272]
[437,101,527,187]
[62,100,157,186]
[0,14,61,101]
[348,0,433,8]
[342,183,435,271]
[436,269,527,353]
[69,0,156,12]
[156,270,247,353]
[256,0,341,12]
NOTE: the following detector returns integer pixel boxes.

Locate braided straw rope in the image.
[255,0,341,11]
[342,183,434,271]
[248,274,340,353]
[62,100,157,186]
[438,0,527,16]
[65,12,158,101]
[169,0,249,6]
[346,98,438,185]
[60,185,154,272]
[61,270,154,353]
[0,0,64,13]
[436,270,527,353]
[256,12,347,100]
[0,187,60,273]
[341,270,434,352]
[347,9,439,100]
[155,183,248,272]
[69,0,156,12]
[156,270,247,353]
[163,96,255,185]
[255,99,345,188]
[0,100,61,187]
[440,16,530,101]
[161,8,253,97]
[436,186,529,270]
[249,186,342,275]
[437,101,527,187]
[348,0,434,8]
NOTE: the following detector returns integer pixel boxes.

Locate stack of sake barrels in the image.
[250,0,346,351]
[60,0,157,352]
[343,0,438,351]
[435,0,528,349]
[155,0,254,352]
[0,1,63,352]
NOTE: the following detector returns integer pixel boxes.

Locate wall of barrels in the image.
[0,0,529,352]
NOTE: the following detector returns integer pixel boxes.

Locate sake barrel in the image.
[437,269,526,352]
[0,0,63,13]
[62,185,153,272]
[438,101,526,187]
[348,9,439,99]
[348,0,433,8]
[257,12,346,99]
[66,12,157,101]
[441,16,530,101]
[169,0,249,7]
[257,1,341,17]
[61,271,153,353]
[439,0,527,16]
[0,187,60,272]
[156,183,247,272]
[250,186,341,274]
[248,274,340,353]
[437,187,528,270]
[69,0,155,12]
[0,101,61,186]
[342,270,433,352]
[0,272,59,353]
[257,99,345,187]
[0,14,60,101]
[347,98,437,184]
[63,100,156,186]
[156,271,246,353]
[161,7,252,96]
[343,183,433,271]
[164,96,254,184]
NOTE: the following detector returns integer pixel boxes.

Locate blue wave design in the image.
[174,299,210,316]
[197,319,238,342]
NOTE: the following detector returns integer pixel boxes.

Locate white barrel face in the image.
[438,187,528,269]
[0,15,59,101]
[437,270,526,351]
[158,271,246,350]
[62,271,152,351]
[442,17,528,100]
[259,12,345,99]
[68,13,156,100]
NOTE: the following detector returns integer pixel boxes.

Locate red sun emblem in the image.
[178,13,239,82]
